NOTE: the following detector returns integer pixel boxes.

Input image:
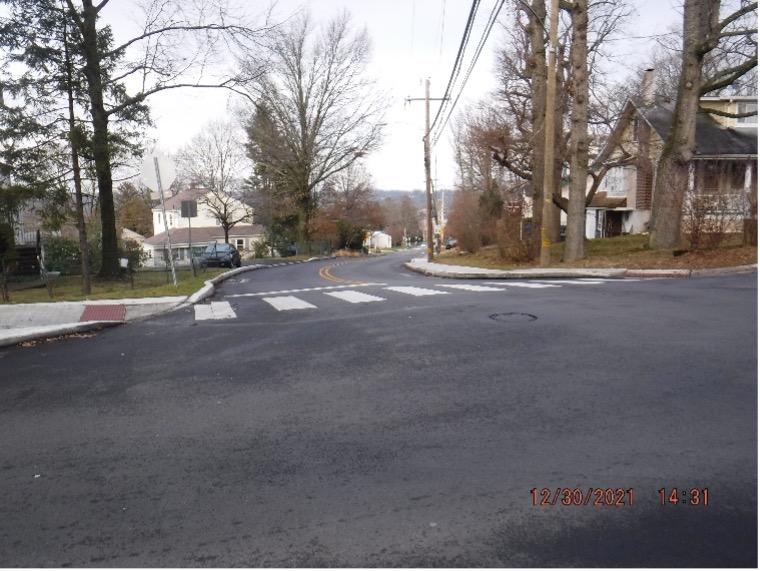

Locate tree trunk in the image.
[649,0,718,249]
[74,0,120,277]
[527,0,547,258]
[63,18,91,294]
[564,0,590,261]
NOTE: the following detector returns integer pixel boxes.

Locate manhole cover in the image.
[489,312,537,323]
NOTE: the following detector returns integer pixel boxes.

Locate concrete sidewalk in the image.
[0,264,262,348]
[0,296,188,347]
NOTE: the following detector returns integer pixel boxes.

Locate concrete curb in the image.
[622,269,692,278]
[0,321,122,348]
[183,264,266,306]
[690,264,757,277]
[405,259,757,280]
[404,261,627,280]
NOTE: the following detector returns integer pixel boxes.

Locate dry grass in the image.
[435,234,758,271]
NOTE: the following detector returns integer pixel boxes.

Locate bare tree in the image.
[485,0,631,258]
[178,118,252,243]
[239,11,388,250]
[310,163,384,251]
[650,0,757,249]
[55,0,275,276]
[563,0,590,261]
[382,194,422,246]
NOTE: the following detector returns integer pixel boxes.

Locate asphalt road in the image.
[0,251,756,566]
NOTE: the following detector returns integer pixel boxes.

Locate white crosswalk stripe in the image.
[490,282,561,289]
[324,290,386,304]
[200,278,628,318]
[263,296,318,311]
[384,286,450,297]
[194,301,237,320]
[437,284,505,292]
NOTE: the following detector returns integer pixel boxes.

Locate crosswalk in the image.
[194,279,630,320]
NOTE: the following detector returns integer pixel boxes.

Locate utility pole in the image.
[406,79,447,263]
[540,0,560,267]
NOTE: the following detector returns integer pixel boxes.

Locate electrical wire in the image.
[438,0,447,67]
[427,0,481,138]
[431,0,505,148]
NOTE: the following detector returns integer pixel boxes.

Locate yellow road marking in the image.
[318,262,363,284]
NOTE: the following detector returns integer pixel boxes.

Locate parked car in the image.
[200,242,241,268]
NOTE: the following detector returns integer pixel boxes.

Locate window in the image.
[236,239,245,250]
[737,102,757,125]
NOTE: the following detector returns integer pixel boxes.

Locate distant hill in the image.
[373,190,426,206]
[373,189,456,219]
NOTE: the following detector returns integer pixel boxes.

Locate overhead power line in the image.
[427,0,481,138]
[431,0,505,148]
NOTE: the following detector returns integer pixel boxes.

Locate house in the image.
[364,230,393,250]
[142,224,265,268]
[144,188,264,267]
[590,94,757,239]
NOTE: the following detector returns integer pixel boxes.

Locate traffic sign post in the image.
[181,200,198,277]
[141,155,178,287]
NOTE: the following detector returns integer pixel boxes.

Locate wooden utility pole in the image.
[540,0,560,267]
[424,79,435,262]
[406,79,447,263]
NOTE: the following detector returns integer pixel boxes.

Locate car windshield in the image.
[203,244,231,253]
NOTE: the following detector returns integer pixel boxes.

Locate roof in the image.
[644,103,757,158]
[588,192,627,209]
[594,98,758,167]
[121,228,146,243]
[158,189,207,210]
[144,224,265,247]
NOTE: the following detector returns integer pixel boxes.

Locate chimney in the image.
[642,68,656,105]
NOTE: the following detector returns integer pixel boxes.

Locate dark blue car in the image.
[200,242,241,268]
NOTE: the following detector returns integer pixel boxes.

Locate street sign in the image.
[140,154,176,198]
[181,200,197,218]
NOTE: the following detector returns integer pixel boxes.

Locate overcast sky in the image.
[110,0,683,191]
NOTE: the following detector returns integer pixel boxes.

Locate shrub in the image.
[446,191,482,253]
[682,187,746,250]
[497,212,531,262]
[41,235,81,273]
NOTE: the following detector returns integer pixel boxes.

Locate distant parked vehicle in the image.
[444,237,458,250]
[200,242,241,268]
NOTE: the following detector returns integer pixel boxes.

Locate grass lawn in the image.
[435,234,758,271]
[3,268,228,304]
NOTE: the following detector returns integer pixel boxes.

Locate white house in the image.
[144,188,265,267]
[365,230,393,250]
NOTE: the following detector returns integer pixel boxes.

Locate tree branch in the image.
[700,55,758,94]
